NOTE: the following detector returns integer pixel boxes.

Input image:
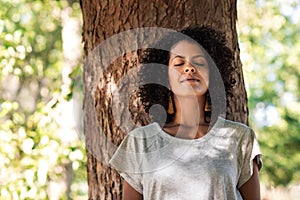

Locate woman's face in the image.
[168,40,209,97]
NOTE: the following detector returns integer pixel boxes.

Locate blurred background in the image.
[238,0,300,199]
[0,0,86,199]
[0,0,299,199]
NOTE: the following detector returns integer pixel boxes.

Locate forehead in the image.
[170,40,205,58]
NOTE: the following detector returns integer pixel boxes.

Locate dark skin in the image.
[122,161,261,200]
[122,40,261,200]
[239,160,261,200]
[122,181,143,200]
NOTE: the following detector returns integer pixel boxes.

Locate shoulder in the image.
[128,122,161,138]
[217,117,256,141]
[120,122,163,152]
[221,118,249,130]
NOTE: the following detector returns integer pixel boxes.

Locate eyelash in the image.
[173,62,205,67]
[194,63,205,67]
[174,63,184,66]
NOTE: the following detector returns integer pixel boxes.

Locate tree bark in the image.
[80,0,247,199]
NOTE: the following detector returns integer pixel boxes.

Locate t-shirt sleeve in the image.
[237,127,262,188]
[109,131,144,194]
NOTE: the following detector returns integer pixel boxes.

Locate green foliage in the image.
[0,0,86,199]
[238,0,300,186]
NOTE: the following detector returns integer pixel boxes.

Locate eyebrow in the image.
[192,55,206,59]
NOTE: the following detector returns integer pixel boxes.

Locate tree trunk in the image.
[80,0,247,199]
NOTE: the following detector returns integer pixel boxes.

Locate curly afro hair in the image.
[137,26,235,124]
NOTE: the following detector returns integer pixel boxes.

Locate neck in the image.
[173,95,207,127]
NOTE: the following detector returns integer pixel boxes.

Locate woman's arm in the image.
[122,181,143,200]
[239,160,261,200]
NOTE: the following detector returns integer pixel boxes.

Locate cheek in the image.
[199,68,210,86]
[168,68,179,85]
[204,72,210,86]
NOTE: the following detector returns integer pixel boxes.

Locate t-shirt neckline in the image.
[153,116,225,144]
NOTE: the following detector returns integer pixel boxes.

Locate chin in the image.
[174,91,206,97]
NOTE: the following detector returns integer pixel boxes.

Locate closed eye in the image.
[192,57,207,67]
[193,62,206,67]
[173,62,184,66]
[171,56,185,67]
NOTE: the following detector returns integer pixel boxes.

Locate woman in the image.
[109,26,262,200]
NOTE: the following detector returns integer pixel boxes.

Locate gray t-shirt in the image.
[109,117,262,200]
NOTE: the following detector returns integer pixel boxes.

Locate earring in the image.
[204,93,211,123]
[204,98,211,112]
[167,95,174,114]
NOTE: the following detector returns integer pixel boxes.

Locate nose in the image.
[184,65,196,73]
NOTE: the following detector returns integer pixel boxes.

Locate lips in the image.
[180,76,201,83]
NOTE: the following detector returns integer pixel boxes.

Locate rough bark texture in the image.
[80,0,248,199]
